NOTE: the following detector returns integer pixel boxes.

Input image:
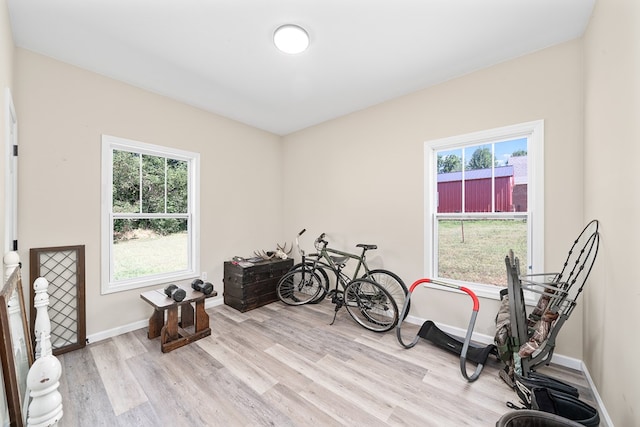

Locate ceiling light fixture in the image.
[273,24,309,54]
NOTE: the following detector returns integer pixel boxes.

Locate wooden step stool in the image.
[140,286,218,352]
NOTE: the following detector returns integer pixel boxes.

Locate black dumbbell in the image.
[191,278,214,295]
[164,284,186,302]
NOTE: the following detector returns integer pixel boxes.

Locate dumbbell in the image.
[164,284,186,302]
[191,278,214,295]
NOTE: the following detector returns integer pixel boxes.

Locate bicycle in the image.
[276,229,409,332]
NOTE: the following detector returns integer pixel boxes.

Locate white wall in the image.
[14,49,283,336]
[282,40,586,359]
[583,0,640,425]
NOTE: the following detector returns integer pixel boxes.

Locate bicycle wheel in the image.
[362,269,410,319]
[344,278,399,332]
[290,262,330,303]
[277,269,323,306]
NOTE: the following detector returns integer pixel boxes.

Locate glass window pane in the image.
[465,144,493,171]
[437,149,463,174]
[497,138,528,213]
[113,218,189,281]
[167,159,188,214]
[141,155,166,213]
[112,150,140,213]
[437,149,462,213]
[437,218,527,286]
[464,144,493,213]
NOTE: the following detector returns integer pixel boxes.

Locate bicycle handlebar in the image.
[295,229,307,257]
[315,233,328,250]
[298,230,376,258]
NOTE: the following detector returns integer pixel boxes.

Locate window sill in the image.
[101,270,199,295]
[423,279,538,306]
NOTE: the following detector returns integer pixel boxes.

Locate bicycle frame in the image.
[304,237,373,291]
[281,229,403,332]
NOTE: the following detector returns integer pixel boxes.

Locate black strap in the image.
[506,401,525,410]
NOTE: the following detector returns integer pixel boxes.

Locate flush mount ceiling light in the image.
[273,24,309,54]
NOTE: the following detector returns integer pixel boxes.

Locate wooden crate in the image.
[223,258,293,312]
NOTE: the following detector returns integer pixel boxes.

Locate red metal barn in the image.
[437,166,514,213]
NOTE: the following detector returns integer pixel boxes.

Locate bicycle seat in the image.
[356,244,377,251]
[330,256,349,266]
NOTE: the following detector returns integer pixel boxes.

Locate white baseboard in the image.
[581,361,614,427]
[205,296,224,309]
[86,296,225,344]
[86,319,148,344]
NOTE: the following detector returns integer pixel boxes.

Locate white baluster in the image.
[26,331,63,427]
[32,278,52,360]
[27,277,63,426]
[3,251,20,283]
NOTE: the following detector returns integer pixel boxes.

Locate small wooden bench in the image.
[140,286,217,353]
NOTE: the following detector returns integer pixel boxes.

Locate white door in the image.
[5,88,18,253]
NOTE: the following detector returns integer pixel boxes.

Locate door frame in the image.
[4,88,18,253]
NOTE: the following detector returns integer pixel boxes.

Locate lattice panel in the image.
[30,245,86,355]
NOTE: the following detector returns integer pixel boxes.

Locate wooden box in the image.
[223,258,293,312]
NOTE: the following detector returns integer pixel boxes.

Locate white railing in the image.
[3,252,63,427]
[27,277,63,427]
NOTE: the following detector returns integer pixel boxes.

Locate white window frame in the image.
[424,120,544,301]
[101,135,200,294]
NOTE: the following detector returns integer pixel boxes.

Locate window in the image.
[424,121,544,299]
[101,135,200,294]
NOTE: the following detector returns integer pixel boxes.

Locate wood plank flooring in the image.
[56,300,600,426]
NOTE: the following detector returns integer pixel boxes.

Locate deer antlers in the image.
[277,242,292,255]
[254,242,292,260]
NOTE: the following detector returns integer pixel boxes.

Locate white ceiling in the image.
[7,0,595,135]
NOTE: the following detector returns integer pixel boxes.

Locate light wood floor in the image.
[56,300,599,426]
